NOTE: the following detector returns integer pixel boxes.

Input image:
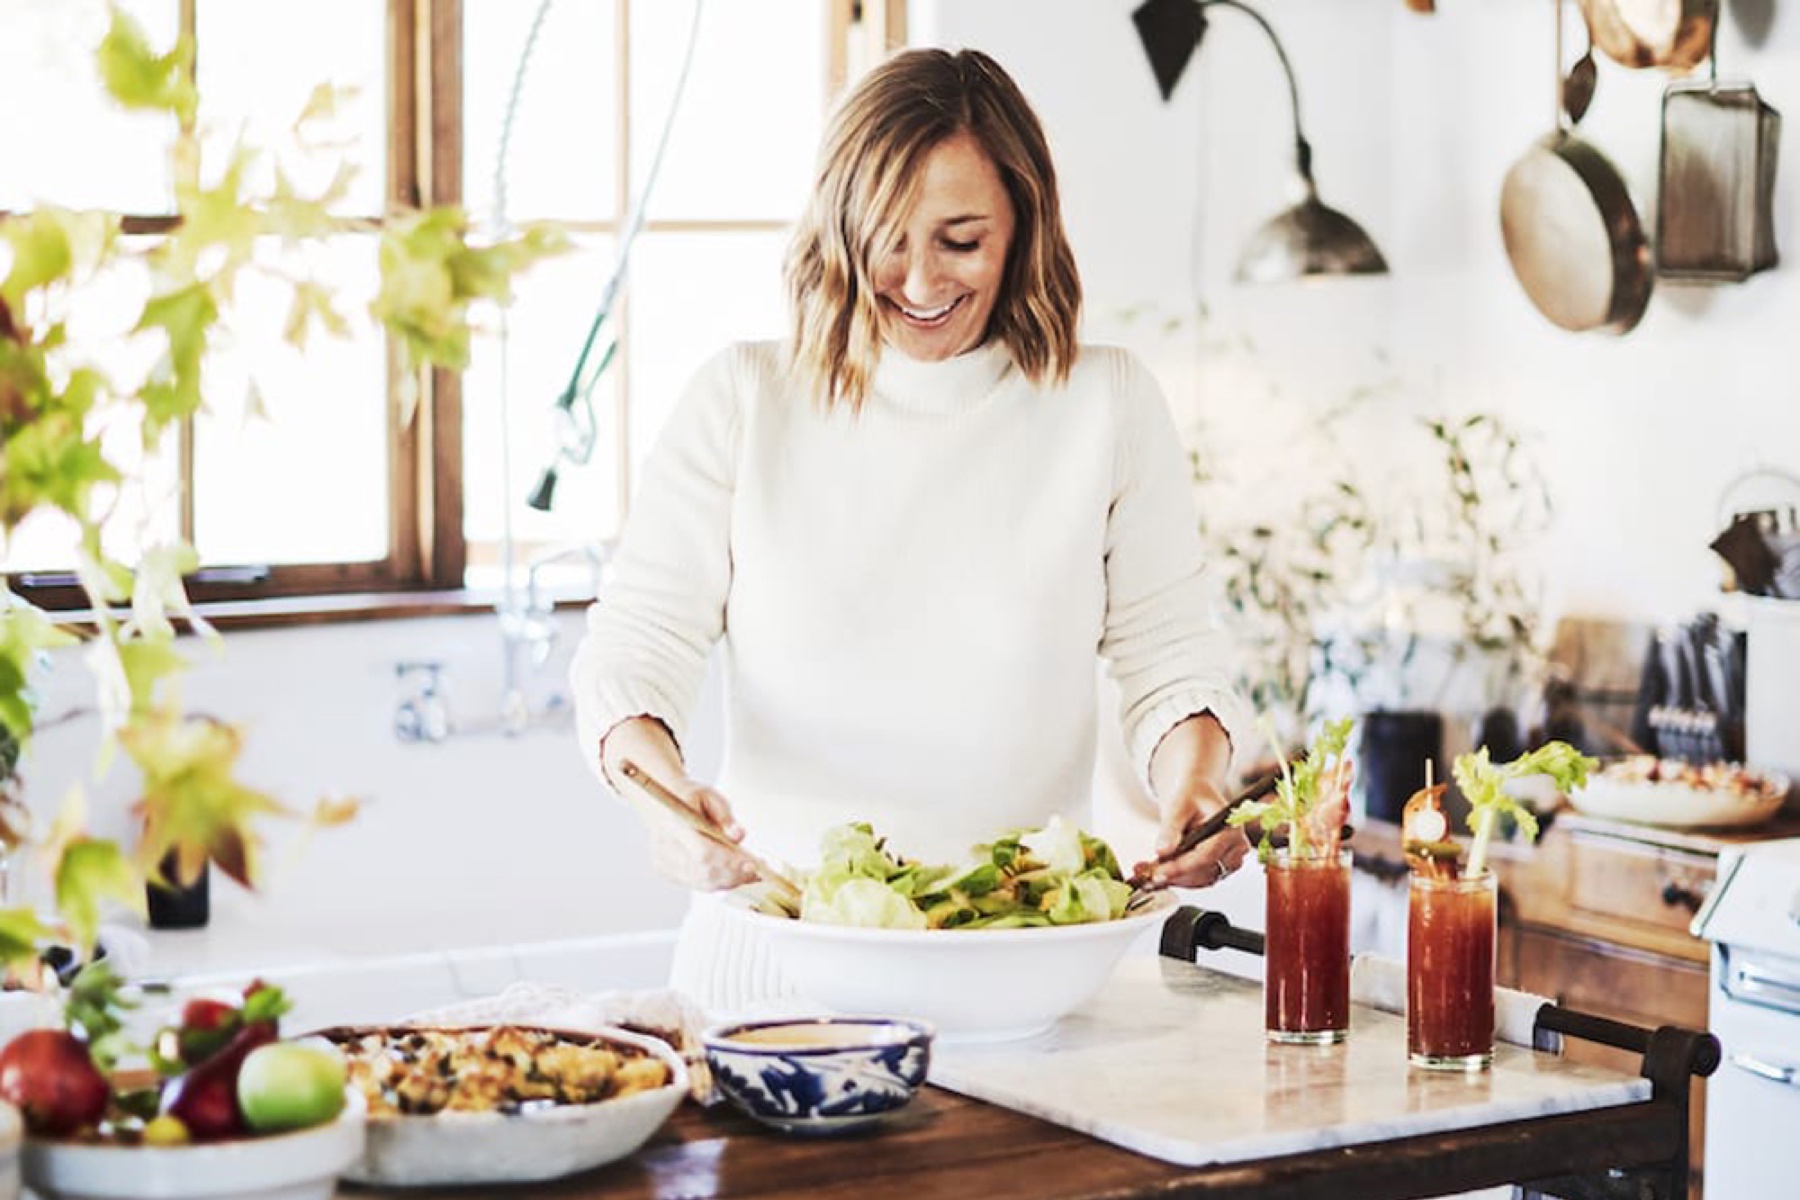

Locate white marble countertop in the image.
[931,957,1651,1168]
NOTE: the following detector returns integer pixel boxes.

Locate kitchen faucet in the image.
[496,541,611,736]
[394,661,451,744]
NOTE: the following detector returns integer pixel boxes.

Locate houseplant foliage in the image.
[1145,305,1552,748]
[0,8,565,963]
[1310,411,1554,717]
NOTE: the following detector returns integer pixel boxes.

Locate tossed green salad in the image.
[792,818,1133,930]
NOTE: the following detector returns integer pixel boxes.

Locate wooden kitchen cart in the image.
[1357,807,1800,1198]
[349,907,1717,1200]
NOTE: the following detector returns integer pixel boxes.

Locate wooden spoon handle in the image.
[617,759,804,902]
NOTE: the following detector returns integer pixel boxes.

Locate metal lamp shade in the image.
[1133,0,1391,284]
[1235,195,1389,283]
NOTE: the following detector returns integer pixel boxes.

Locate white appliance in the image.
[1745,596,1800,782]
[1693,838,1800,1199]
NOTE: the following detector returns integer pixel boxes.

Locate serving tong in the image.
[618,759,805,910]
[1123,764,1354,913]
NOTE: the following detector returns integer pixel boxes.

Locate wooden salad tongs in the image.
[618,759,806,911]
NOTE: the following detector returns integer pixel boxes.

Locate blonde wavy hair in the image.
[784,48,1082,410]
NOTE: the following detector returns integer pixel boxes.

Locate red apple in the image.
[181,996,239,1032]
[0,1029,111,1136]
[160,1022,277,1140]
[172,995,243,1065]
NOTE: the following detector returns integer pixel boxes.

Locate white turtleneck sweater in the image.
[570,339,1248,1005]
[574,337,1249,863]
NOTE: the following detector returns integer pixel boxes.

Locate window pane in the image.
[462,235,623,583]
[631,1,824,222]
[194,0,386,215]
[0,0,179,212]
[0,237,179,573]
[625,231,791,482]
[192,238,387,566]
[463,0,620,226]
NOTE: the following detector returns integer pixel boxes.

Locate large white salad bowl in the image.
[722,891,1177,1043]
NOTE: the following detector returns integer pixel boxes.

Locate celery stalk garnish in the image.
[1454,741,1596,877]
[1229,717,1355,862]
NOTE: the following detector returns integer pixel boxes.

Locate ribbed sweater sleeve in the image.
[1098,350,1254,783]
[569,346,743,780]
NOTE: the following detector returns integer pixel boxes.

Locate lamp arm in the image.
[1199,0,1315,188]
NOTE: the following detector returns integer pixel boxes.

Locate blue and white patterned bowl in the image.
[702,1017,933,1136]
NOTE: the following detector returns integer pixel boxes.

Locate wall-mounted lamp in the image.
[1132,0,1389,282]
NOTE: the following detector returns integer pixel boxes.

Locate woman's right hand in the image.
[600,716,760,892]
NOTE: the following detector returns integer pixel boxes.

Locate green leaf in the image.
[122,711,290,890]
[242,983,293,1026]
[0,906,54,971]
[116,638,190,713]
[127,542,210,641]
[169,146,262,277]
[134,282,217,436]
[55,838,146,954]
[0,595,79,745]
[65,961,139,1071]
[0,211,73,308]
[96,5,196,125]
[282,280,350,350]
[2,410,121,525]
[372,211,568,375]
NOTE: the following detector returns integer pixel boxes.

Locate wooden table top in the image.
[343,1080,1682,1200]
[343,952,1687,1200]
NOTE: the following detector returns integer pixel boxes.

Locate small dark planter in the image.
[146,850,210,930]
[1358,709,1446,826]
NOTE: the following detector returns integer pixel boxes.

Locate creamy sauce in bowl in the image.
[709,1020,927,1051]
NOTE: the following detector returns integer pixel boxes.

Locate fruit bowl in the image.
[19,1096,365,1200]
[721,890,1177,1042]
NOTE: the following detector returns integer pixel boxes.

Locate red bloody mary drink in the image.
[1264,848,1352,1045]
[1407,870,1497,1070]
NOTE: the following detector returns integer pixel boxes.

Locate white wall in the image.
[919,0,1800,628]
[14,609,702,983]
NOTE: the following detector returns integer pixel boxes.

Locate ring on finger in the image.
[1214,860,1229,883]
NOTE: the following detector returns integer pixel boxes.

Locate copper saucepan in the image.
[1577,0,1716,73]
[1500,1,1652,335]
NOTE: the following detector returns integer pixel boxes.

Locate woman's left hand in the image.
[1136,779,1252,889]
[1138,712,1249,888]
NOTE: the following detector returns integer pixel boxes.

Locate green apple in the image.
[235,1040,348,1133]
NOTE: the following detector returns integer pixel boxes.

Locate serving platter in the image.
[1567,756,1789,830]
[312,1023,687,1187]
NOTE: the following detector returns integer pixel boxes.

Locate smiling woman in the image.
[575,46,1250,1017]
[868,133,1016,363]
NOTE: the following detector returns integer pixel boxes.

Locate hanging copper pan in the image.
[1500,3,1652,334]
[1576,0,1716,72]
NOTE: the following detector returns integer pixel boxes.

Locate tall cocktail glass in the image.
[1407,870,1497,1070]
[1264,847,1352,1045]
